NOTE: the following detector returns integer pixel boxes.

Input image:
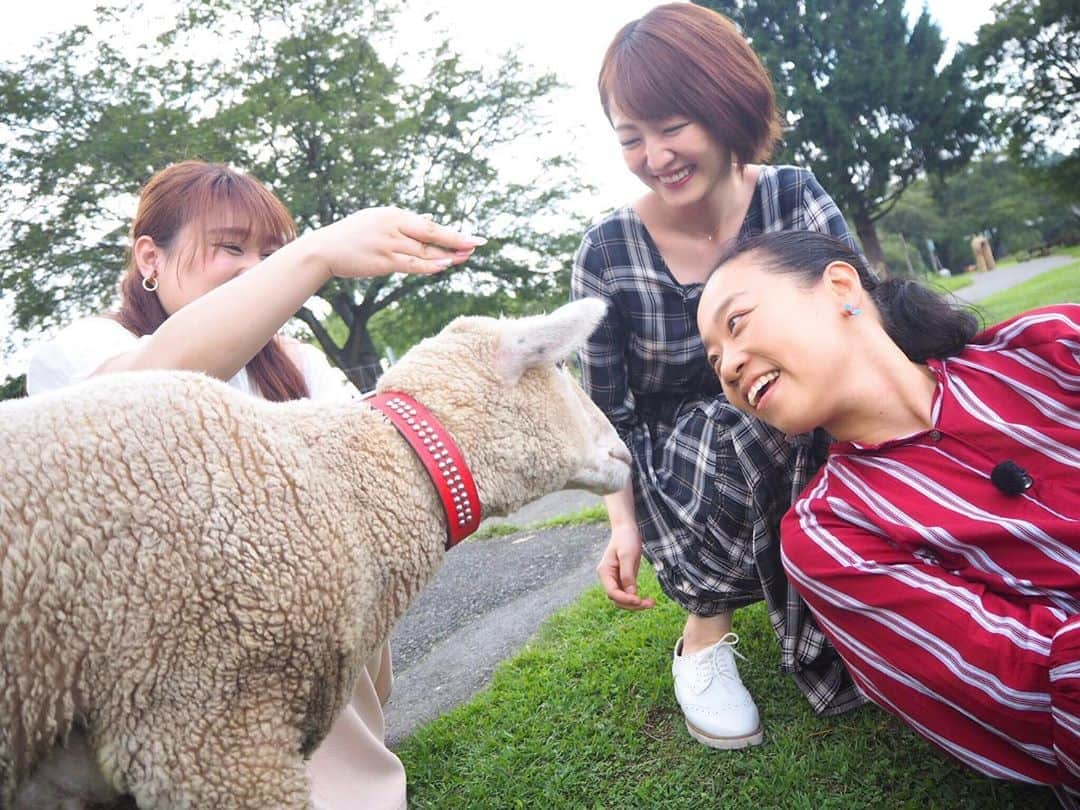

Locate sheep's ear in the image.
[494,298,607,384]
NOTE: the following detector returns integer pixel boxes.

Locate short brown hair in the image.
[598,3,781,165]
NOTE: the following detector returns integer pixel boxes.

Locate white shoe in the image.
[672,632,763,749]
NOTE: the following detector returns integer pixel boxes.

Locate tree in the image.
[878,152,1078,271]
[0,374,25,401]
[968,0,1079,196]
[697,0,987,271]
[0,0,581,390]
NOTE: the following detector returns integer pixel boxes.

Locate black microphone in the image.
[991,461,1033,496]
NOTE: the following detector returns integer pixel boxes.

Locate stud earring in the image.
[842,303,862,317]
[142,271,159,292]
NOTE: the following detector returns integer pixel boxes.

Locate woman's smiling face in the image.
[608,101,732,204]
[697,252,853,436]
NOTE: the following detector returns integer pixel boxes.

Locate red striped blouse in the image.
[781,304,1080,783]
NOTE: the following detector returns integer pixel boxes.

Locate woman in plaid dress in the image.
[572,3,866,748]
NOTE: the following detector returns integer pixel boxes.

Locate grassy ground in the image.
[397,250,1078,808]
[926,272,974,293]
[398,566,1056,808]
[976,253,1080,325]
[472,503,608,540]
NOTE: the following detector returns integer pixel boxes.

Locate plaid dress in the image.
[572,165,867,715]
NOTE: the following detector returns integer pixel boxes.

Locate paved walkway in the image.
[948,254,1073,304]
[384,250,1075,746]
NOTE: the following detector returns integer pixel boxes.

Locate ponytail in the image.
[869,277,979,362]
[714,231,979,362]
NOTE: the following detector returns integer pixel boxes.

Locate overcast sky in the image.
[0,0,997,370]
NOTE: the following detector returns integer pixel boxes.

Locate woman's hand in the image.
[300,207,486,280]
[597,523,655,610]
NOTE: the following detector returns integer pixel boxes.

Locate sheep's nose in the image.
[610,445,632,465]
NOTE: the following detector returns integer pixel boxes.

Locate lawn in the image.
[976,255,1080,325]
[396,250,1078,808]
[926,272,974,293]
[398,566,1056,808]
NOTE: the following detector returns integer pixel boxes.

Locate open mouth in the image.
[657,166,693,187]
[747,371,779,409]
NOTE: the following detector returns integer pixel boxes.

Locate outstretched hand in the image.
[597,524,655,611]
[307,207,487,280]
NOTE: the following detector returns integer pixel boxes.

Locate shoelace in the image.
[700,632,748,681]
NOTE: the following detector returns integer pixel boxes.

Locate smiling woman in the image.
[570,1,867,754]
[698,229,1080,800]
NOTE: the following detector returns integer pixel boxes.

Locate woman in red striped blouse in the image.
[696,229,1079,800]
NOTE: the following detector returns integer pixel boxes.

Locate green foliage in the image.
[698,0,987,271]
[0,0,581,388]
[879,152,1078,272]
[967,0,1079,195]
[0,373,26,401]
[399,572,1055,808]
[878,232,928,277]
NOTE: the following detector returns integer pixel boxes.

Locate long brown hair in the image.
[598,3,781,166]
[114,161,310,401]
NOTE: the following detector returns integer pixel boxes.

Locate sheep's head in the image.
[375,299,631,517]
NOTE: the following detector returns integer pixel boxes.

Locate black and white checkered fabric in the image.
[571,165,867,715]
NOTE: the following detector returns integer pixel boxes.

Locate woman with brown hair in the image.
[27,159,484,809]
[572,3,866,749]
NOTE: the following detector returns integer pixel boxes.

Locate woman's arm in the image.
[570,232,637,437]
[572,230,654,609]
[96,208,481,382]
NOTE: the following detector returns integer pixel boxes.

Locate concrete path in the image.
[949,254,1073,304]
[385,521,608,746]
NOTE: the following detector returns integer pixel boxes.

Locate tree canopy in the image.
[0,0,582,389]
[968,0,1079,195]
[697,0,987,271]
[878,151,1078,273]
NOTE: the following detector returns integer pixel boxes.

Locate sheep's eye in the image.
[555,359,567,370]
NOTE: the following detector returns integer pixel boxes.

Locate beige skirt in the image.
[307,643,406,810]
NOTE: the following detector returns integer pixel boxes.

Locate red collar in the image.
[364,392,481,549]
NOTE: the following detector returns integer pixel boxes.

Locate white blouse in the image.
[26,316,354,401]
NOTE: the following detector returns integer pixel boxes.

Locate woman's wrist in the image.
[280,230,334,288]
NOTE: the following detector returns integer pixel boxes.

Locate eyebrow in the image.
[710,291,746,325]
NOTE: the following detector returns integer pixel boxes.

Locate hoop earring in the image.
[142,271,159,293]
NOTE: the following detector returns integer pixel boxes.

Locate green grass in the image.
[926,273,974,293]
[976,257,1080,325]
[472,503,609,540]
[399,565,1055,808]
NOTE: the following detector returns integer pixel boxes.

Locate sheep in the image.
[1,297,631,809]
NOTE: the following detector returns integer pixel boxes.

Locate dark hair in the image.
[715,231,980,362]
[114,160,309,402]
[598,3,780,166]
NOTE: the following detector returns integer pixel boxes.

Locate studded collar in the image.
[364,391,481,549]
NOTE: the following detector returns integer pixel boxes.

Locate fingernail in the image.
[438,258,453,269]
[465,236,487,246]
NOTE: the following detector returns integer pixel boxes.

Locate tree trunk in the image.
[853,209,890,277]
[340,318,383,393]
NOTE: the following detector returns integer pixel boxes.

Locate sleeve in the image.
[290,341,356,403]
[781,480,1071,779]
[797,169,860,254]
[570,231,637,441]
[26,317,147,395]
